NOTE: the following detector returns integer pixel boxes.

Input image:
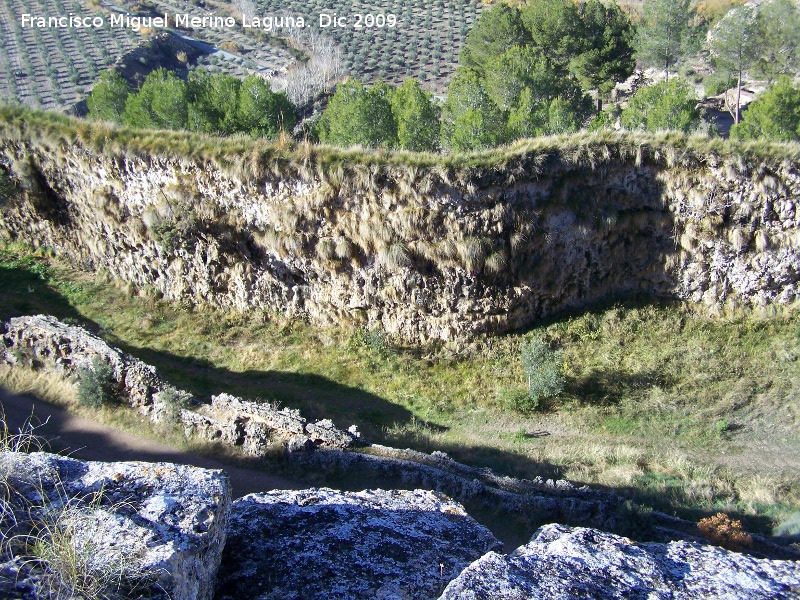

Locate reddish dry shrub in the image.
[698,512,753,551]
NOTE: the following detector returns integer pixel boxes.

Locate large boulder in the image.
[216,488,502,600]
[0,451,231,600]
[439,523,800,599]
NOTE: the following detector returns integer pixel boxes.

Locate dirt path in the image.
[0,387,301,498]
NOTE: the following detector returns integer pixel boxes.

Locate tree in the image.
[636,0,692,82]
[123,68,188,130]
[87,70,129,123]
[459,3,530,75]
[484,47,592,139]
[391,78,440,152]
[441,68,507,152]
[519,337,564,411]
[752,0,800,79]
[520,0,583,72]
[236,75,296,138]
[706,4,759,124]
[620,78,700,132]
[569,0,636,99]
[484,46,555,111]
[731,76,800,142]
[187,71,242,135]
[317,79,397,148]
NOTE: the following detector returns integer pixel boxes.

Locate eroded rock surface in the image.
[216,488,502,600]
[0,451,231,600]
[3,127,799,343]
[439,524,800,600]
[1,314,165,407]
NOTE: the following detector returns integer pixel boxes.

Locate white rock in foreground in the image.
[439,524,800,599]
[216,488,502,600]
[0,451,231,600]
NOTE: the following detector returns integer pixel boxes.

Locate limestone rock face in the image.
[0,451,231,600]
[438,524,800,600]
[3,132,799,343]
[216,488,503,600]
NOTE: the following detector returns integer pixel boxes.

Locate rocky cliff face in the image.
[1,119,798,342]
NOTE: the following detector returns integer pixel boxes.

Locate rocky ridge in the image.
[1,315,361,451]
[2,120,799,343]
[1,450,798,600]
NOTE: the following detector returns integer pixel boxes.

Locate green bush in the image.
[156,386,192,422]
[77,357,117,409]
[731,76,800,142]
[621,78,701,133]
[518,337,565,412]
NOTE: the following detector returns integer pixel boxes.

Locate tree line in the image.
[88,68,296,138]
[88,0,800,149]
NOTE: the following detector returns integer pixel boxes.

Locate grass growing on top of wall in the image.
[1,243,798,540]
[2,105,800,181]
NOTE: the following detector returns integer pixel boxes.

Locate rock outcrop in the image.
[215,488,503,600]
[2,314,165,408]
[1,315,361,453]
[0,451,231,600]
[438,524,800,600]
[2,112,799,343]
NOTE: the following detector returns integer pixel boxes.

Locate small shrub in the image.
[714,418,730,438]
[518,337,564,412]
[77,357,117,409]
[698,512,753,551]
[155,386,192,423]
[351,326,391,356]
[496,387,537,412]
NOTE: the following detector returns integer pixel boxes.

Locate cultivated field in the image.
[0,0,140,108]
[252,0,483,90]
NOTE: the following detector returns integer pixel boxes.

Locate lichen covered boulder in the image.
[0,451,231,600]
[216,488,502,600]
[439,524,800,599]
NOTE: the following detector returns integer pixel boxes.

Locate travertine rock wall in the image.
[1,136,798,342]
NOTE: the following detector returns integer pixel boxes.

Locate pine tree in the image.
[636,0,692,82]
